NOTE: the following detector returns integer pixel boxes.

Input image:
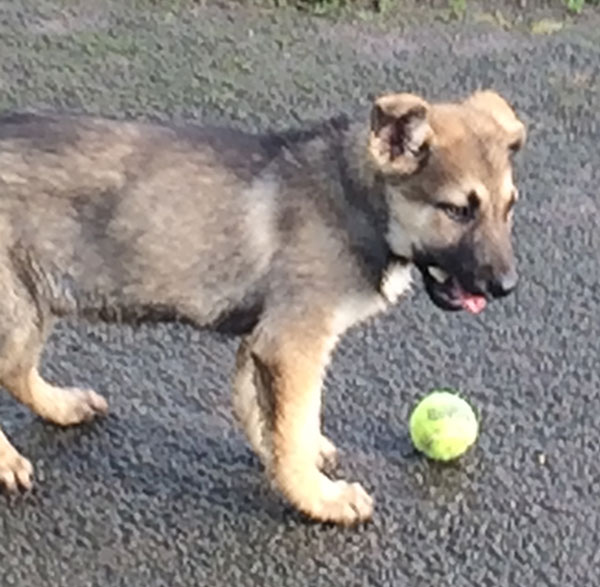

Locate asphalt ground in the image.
[0,1,599,585]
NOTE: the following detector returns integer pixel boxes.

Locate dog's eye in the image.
[435,202,473,223]
[435,191,479,223]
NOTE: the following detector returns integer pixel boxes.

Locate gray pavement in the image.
[0,1,599,585]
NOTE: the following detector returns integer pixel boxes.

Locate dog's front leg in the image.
[233,337,338,472]
[233,323,373,526]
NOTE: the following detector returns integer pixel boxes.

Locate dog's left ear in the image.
[368,93,433,175]
[464,90,527,154]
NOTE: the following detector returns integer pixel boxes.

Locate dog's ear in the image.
[368,93,433,175]
[464,90,526,154]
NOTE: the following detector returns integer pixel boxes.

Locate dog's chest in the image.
[380,262,413,304]
[331,263,412,336]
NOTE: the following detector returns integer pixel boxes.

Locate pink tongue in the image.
[457,287,487,314]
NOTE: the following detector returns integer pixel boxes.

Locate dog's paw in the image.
[286,475,373,526]
[0,446,33,492]
[46,388,108,427]
[316,435,338,470]
[311,479,374,525]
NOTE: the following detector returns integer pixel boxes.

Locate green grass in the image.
[270,0,348,14]
[265,0,600,16]
[449,0,467,19]
[565,0,600,13]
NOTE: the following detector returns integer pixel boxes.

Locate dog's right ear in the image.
[463,90,526,154]
[368,93,433,176]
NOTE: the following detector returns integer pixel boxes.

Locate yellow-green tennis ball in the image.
[409,390,479,461]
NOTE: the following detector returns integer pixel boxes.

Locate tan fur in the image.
[232,339,338,474]
[5,367,108,427]
[379,91,524,265]
[250,318,374,524]
[368,93,433,176]
[464,90,527,148]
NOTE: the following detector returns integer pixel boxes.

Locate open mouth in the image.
[421,265,487,315]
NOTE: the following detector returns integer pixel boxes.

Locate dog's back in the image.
[0,112,291,329]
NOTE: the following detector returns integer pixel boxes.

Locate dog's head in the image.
[368,90,526,314]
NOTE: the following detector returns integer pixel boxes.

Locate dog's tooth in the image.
[428,266,449,283]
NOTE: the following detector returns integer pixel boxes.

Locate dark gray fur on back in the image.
[0,111,393,336]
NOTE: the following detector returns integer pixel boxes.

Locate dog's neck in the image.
[337,123,411,296]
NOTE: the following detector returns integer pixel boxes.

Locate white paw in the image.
[313,479,374,525]
[48,388,108,426]
[0,447,33,492]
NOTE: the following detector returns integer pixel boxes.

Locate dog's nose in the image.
[488,269,518,298]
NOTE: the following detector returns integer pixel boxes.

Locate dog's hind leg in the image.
[0,428,34,491]
[3,366,108,429]
[0,277,107,491]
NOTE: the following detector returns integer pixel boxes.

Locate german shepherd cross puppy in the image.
[0,90,525,524]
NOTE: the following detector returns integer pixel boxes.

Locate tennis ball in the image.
[409,390,479,461]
